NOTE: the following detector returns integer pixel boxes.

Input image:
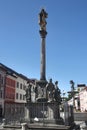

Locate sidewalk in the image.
[75,121,87,129]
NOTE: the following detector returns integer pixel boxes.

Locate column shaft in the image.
[40,38,46,80]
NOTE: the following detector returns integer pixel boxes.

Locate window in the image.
[20,94,22,100]
[23,95,25,100]
[0,74,1,83]
[1,77,4,84]
[0,91,3,98]
[16,93,18,99]
[20,83,22,89]
[23,85,26,90]
[17,82,19,88]
[0,74,4,85]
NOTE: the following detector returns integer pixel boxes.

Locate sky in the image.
[0,0,87,95]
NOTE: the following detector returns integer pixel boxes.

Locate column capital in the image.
[39,30,47,38]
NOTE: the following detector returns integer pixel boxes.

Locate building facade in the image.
[79,87,87,112]
[67,84,87,112]
[0,65,6,116]
[0,63,33,118]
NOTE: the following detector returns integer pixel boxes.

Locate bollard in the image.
[21,123,27,130]
[2,118,6,126]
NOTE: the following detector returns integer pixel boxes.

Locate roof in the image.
[77,84,86,87]
[0,63,33,81]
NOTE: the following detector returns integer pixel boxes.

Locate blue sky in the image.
[0,0,87,94]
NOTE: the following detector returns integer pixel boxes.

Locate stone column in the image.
[39,30,47,80]
[39,9,48,81]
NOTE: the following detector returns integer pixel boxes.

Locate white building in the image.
[79,87,87,112]
[15,74,28,103]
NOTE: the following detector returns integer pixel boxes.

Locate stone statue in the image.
[55,81,58,89]
[54,81,62,104]
[70,80,74,91]
[46,78,55,102]
[25,83,32,102]
[39,8,48,31]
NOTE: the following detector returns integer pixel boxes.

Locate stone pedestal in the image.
[64,103,74,126]
[26,102,61,125]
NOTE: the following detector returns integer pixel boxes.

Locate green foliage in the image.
[66,93,72,101]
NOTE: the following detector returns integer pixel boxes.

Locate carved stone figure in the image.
[46,79,55,102]
[70,80,74,91]
[54,81,62,104]
[55,81,58,89]
[25,83,32,102]
[39,8,48,31]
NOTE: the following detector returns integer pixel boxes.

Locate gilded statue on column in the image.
[39,8,48,31]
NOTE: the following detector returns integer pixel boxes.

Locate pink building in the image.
[67,84,86,111]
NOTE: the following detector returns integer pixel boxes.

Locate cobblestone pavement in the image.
[0,125,21,130]
[0,120,86,130]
